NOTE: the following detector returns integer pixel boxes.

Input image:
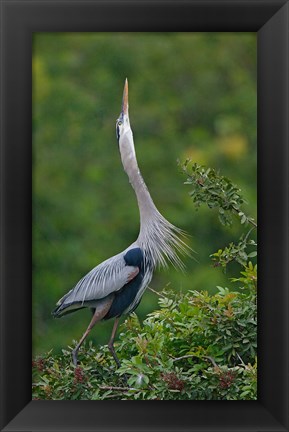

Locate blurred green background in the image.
[33,33,256,356]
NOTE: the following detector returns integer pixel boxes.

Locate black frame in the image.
[0,1,288,431]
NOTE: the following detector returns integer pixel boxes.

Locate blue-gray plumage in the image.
[104,248,144,320]
[123,247,143,267]
[52,79,190,367]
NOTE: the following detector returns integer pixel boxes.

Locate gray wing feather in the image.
[57,251,137,307]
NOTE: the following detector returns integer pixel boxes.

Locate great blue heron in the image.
[52,79,190,367]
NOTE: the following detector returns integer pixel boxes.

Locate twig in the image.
[236,352,246,366]
[203,355,218,368]
[172,354,197,362]
[147,286,166,297]
[232,206,257,228]
[99,386,138,392]
[172,354,218,367]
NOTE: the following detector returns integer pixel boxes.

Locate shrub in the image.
[33,281,257,400]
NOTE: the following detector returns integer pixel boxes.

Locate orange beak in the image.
[121,78,129,115]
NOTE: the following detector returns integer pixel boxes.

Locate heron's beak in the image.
[121,78,129,116]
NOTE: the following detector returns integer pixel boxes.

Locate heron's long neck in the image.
[123,156,158,228]
[121,151,187,269]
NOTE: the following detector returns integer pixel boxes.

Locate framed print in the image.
[1,0,288,431]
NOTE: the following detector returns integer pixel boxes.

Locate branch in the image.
[203,356,218,368]
[148,286,166,297]
[172,354,218,367]
[172,354,196,362]
[99,386,138,392]
[232,206,257,228]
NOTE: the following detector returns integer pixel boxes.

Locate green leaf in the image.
[247,252,257,258]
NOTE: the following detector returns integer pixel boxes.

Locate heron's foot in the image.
[121,373,128,384]
[107,342,128,384]
[108,341,121,368]
[72,349,79,366]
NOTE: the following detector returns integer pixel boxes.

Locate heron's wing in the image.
[56,251,139,308]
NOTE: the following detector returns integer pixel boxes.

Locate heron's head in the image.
[116,79,136,164]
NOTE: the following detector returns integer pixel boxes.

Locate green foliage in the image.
[231,261,257,290]
[210,234,257,269]
[33,286,257,400]
[182,160,257,277]
[182,161,256,228]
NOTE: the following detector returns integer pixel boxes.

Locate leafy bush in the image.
[33,281,257,400]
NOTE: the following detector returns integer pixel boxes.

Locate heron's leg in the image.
[108,317,121,368]
[72,312,100,366]
[72,296,113,366]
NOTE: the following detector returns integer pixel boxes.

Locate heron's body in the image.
[53,79,189,366]
[53,245,149,319]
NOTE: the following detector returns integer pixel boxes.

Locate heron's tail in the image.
[52,301,85,318]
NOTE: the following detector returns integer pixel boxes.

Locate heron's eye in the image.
[117,121,122,126]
